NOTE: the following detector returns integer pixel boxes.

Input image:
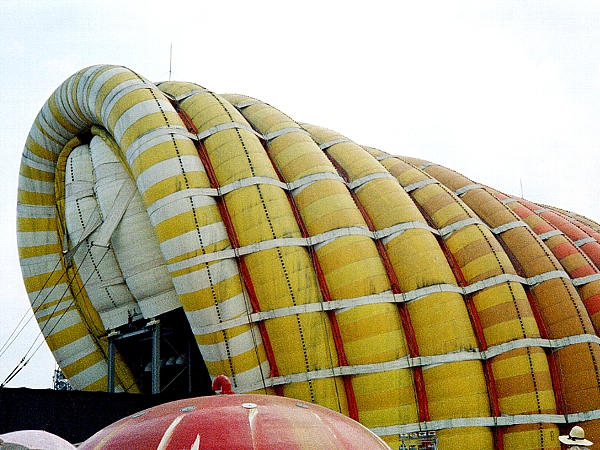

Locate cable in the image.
[0,256,65,358]
[0,201,102,360]
[1,244,108,387]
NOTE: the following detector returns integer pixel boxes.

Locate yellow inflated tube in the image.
[17,65,600,449]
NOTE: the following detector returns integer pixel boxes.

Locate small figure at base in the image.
[559,426,593,448]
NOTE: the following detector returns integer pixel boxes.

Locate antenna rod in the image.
[169,43,172,81]
[520,178,524,198]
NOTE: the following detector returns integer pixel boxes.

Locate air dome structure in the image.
[17,65,600,449]
[78,389,391,449]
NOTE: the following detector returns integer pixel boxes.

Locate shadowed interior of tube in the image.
[107,308,212,396]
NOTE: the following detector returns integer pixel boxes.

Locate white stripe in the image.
[29,284,71,312]
[172,259,239,295]
[18,175,54,195]
[147,189,217,223]
[20,253,62,276]
[21,148,55,170]
[20,153,55,173]
[34,294,72,320]
[401,284,462,303]
[192,265,583,331]
[235,100,260,109]
[238,366,347,394]
[264,127,309,141]
[463,274,524,295]
[40,102,72,141]
[156,415,186,450]
[174,89,209,102]
[454,184,483,197]
[319,138,352,150]
[55,78,88,129]
[101,78,151,123]
[377,221,438,244]
[418,162,435,170]
[98,304,141,330]
[288,172,343,192]
[25,125,49,153]
[68,360,106,390]
[439,218,485,238]
[113,98,174,145]
[126,126,193,166]
[17,204,56,219]
[168,248,236,272]
[538,229,563,240]
[375,153,395,161]
[527,270,570,286]
[229,360,270,390]
[403,178,438,193]
[28,123,61,156]
[218,176,287,195]
[38,103,71,144]
[197,292,395,334]
[135,155,205,195]
[136,290,181,319]
[236,333,600,394]
[92,182,136,247]
[148,192,218,225]
[573,274,600,287]
[199,328,260,362]
[160,224,229,261]
[312,226,373,251]
[65,182,94,200]
[490,221,529,234]
[187,292,248,333]
[190,435,200,450]
[87,66,131,121]
[53,334,96,368]
[145,172,344,214]
[574,237,596,247]
[567,409,600,423]
[17,231,58,248]
[156,221,434,272]
[370,410,600,436]
[196,121,261,141]
[349,172,394,190]
[39,308,81,336]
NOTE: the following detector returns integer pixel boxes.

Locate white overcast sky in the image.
[0,1,598,389]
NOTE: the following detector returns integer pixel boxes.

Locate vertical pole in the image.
[187,338,192,396]
[107,335,115,393]
[169,43,172,81]
[152,320,161,394]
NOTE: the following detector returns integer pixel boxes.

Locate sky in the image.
[0,0,598,389]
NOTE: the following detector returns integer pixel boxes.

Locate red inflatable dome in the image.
[78,392,391,449]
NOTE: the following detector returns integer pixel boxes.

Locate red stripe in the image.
[249,129,360,420]
[325,152,430,422]
[170,98,283,396]
[411,194,503,449]
[494,224,566,416]
[523,286,565,414]
[584,293,600,317]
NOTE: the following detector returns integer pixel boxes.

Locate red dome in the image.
[78,394,391,449]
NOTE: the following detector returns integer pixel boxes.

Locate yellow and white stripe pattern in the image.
[17,65,600,449]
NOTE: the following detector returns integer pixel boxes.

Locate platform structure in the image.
[106,309,211,396]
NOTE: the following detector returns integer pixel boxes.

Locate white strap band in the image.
[455,184,483,197]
